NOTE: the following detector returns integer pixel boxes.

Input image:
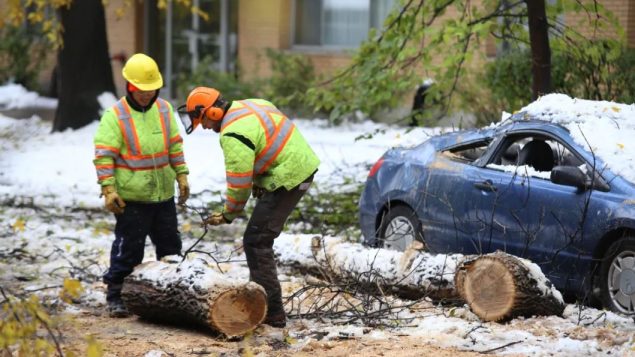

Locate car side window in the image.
[551,141,584,167]
[441,140,492,164]
[487,135,583,180]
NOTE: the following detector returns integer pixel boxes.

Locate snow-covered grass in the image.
[0,83,57,109]
[1,84,635,356]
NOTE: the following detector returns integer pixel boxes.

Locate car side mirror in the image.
[550,165,588,189]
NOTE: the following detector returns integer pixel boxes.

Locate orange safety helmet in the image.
[178,87,225,134]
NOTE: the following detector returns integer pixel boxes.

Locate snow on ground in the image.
[2,207,634,356]
[0,83,58,109]
[1,84,635,356]
[0,83,437,207]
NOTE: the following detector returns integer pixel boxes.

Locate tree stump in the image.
[455,251,565,322]
[121,257,267,337]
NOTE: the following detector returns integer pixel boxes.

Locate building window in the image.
[293,0,395,48]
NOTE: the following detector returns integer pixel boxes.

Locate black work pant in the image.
[244,175,313,317]
[103,199,181,301]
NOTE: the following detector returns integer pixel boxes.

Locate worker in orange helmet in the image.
[94,53,190,317]
[179,87,320,328]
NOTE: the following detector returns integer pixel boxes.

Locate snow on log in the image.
[273,234,464,302]
[454,251,565,322]
[121,256,267,337]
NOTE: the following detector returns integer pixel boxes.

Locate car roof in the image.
[500,112,570,132]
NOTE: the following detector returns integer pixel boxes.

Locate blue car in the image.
[359,113,635,314]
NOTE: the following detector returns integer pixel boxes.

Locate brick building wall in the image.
[237,0,354,80]
[564,0,634,47]
[238,0,291,80]
[237,0,634,83]
[595,0,634,46]
[103,0,140,96]
[4,0,634,96]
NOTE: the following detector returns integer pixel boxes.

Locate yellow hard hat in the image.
[122,53,163,91]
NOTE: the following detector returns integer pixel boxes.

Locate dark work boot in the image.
[264,311,286,328]
[107,299,130,318]
[245,247,286,327]
[106,283,130,318]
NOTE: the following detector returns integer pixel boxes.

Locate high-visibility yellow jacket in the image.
[93,97,189,202]
[220,99,320,220]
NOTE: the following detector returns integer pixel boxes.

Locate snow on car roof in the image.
[516,93,635,185]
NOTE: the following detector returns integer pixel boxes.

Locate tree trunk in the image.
[454,251,565,322]
[525,0,552,99]
[52,0,116,132]
[274,235,464,303]
[121,259,267,337]
[275,235,565,322]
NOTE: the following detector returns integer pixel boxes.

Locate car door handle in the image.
[474,180,497,192]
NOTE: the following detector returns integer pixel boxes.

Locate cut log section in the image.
[273,235,464,302]
[454,251,565,322]
[275,235,565,323]
[121,257,267,337]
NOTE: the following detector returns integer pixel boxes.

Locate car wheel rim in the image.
[608,249,635,314]
[384,216,415,251]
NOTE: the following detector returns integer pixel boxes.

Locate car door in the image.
[421,138,504,254]
[475,131,611,290]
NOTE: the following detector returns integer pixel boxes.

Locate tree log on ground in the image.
[274,235,565,322]
[121,257,266,337]
[274,235,464,302]
[454,251,565,322]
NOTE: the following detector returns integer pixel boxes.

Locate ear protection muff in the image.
[183,87,225,129]
[204,105,224,121]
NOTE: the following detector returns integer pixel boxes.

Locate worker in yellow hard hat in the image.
[93,53,190,317]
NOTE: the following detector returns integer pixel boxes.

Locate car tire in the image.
[378,205,425,251]
[599,238,635,314]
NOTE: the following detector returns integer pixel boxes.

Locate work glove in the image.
[252,185,266,199]
[176,174,190,205]
[203,212,230,226]
[101,185,125,214]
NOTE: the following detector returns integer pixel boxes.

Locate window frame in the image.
[485,130,610,191]
[290,0,390,52]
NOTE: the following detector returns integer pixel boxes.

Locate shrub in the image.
[287,179,364,241]
[473,41,635,123]
[0,23,49,90]
[175,56,260,102]
[176,51,318,117]
[263,48,317,116]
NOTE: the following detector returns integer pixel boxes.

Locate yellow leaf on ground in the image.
[85,335,104,357]
[61,278,84,301]
[618,143,625,149]
[12,218,26,232]
[612,106,621,113]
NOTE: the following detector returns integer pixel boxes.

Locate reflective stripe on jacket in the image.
[93,97,188,202]
[220,99,320,220]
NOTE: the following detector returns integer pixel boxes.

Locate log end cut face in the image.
[463,257,516,322]
[209,284,267,336]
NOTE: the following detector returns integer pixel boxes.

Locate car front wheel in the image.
[600,238,635,314]
[378,205,424,251]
